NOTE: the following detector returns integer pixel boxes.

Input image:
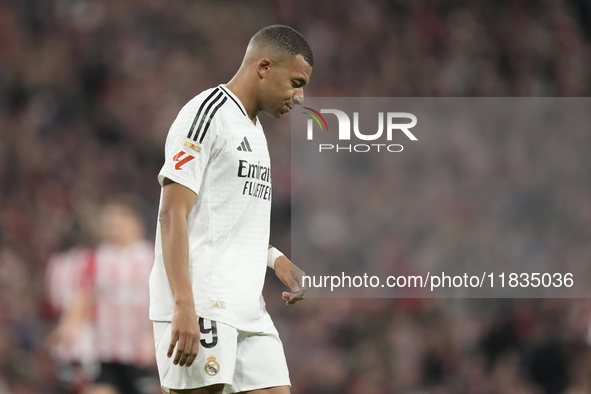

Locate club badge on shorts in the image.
[205,355,220,376]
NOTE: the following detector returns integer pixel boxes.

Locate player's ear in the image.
[256,58,273,79]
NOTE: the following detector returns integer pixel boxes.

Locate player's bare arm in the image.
[160,178,200,367]
[268,245,306,305]
[47,290,92,349]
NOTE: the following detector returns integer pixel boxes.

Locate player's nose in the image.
[292,90,304,106]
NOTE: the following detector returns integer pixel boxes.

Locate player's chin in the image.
[265,104,290,118]
[263,108,282,118]
[279,103,293,116]
[273,109,287,118]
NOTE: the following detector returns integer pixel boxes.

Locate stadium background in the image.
[1,0,591,393]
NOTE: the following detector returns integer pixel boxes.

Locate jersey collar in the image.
[219,84,249,118]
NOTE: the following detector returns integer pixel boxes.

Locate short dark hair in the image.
[251,25,314,67]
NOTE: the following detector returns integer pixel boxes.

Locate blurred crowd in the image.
[1,0,591,393]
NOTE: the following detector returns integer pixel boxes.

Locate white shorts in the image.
[153,319,290,393]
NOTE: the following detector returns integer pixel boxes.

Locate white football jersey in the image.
[149,85,273,332]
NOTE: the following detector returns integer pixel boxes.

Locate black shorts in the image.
[55,361,99,393]
[93,362,159,394]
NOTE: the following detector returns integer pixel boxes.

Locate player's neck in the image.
[226,78,259,125]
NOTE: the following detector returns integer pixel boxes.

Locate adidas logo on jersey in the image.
[211,300,226,309]
[237,137,252,152]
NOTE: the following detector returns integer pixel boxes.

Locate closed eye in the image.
[292,78,307,88]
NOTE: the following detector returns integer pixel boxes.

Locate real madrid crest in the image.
[205,355,220,376]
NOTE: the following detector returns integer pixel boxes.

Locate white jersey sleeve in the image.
[158,89,224,195]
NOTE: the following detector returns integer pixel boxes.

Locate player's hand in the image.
[168,303,200,367]
[277,259,307,305]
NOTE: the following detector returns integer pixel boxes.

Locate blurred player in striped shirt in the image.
[47,246,97,392]
[49,197,159,394]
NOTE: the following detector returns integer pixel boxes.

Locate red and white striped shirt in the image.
[89,240,154,365]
